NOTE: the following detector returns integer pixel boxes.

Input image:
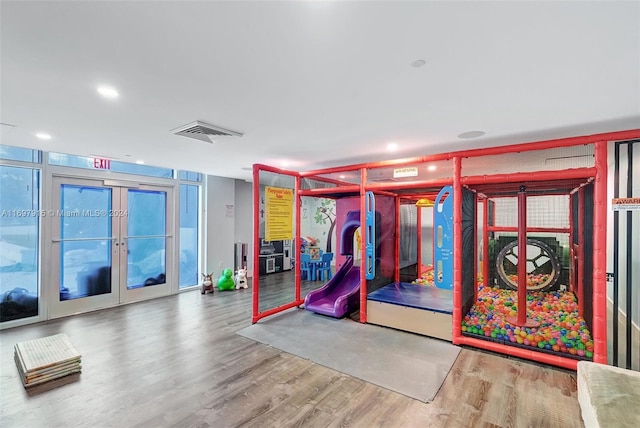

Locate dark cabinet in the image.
[258,254,285,275]
[258,239,292,275]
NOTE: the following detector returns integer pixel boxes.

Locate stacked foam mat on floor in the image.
[14,333,81,387]
[577,361,640,428]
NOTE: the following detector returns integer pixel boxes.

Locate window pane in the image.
[127,237,166,288]
[60,241,112,300]
[128,190,166,236]
[179,184,199,288]
[60,185,112,239]
[59,184,112,300]
[49,152,173,178]
[127,190,166,289]
[0,166,39,322]
[0,145,40,163]
[179,170,202,182]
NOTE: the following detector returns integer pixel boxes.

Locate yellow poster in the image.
[265,186,293,241]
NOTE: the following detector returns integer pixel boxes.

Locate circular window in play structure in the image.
[496,239,561,291]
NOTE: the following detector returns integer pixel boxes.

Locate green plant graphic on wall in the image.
[314,199,336,253]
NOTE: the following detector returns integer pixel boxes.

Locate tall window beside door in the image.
[179,180,200,289]
[0,147,41,322]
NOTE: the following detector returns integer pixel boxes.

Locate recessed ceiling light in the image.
[411,59,426,68]
[458,130,486,139]
[387,142,398,152]
[427,165,437,172]
[135,160,144,165]
[97,85,119,99]
[339,175,346,179]
[35,132,52,140]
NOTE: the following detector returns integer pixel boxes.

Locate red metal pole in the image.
[417,202,423,275]
[517,188,528,326]
[253,163,297,175]
[592,140,608,364]
[569,193,575,292]
[456,335,578,370]
[252,166,262,323]
[299,185,361,196]
[366,189,398,198]
[295,175,302,302]
[299,130,640,179]
[507,186,539,328]
[452,157,463,344]
[462,167,596,185]
[301,155,453,177]
[360,167,368,324]
[447,129,640,160]
[473,196,478,296]
[366,178,454,192]
[395,197,401,283]
[253,300,306,323]
[482,197,489,289]
[301,174,356,187]
[578,187,585,316]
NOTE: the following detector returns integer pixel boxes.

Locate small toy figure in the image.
[201,272,214,294]
[235,267,248,289]
[217,268,236,291]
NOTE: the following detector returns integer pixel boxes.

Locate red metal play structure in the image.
[251,129,640,370]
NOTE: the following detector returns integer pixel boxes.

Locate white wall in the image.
[205,175,236,277]
[300,197,336,254]
[234,180,254,276]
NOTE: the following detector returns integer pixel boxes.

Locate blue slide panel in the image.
[365,191,375,280]
[434,186,453,290]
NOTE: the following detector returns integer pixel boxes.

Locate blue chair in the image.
[316,252,333,281]
[300,253,314,281]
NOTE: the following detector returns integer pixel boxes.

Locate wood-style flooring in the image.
[0,272,584,428]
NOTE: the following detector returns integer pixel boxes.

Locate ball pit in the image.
[412,265,437,286]
[506,273,551,289]
[462,285,594,360]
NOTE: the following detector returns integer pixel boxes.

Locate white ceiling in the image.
[1,1,639,181]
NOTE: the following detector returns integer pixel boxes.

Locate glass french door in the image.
[49,177,173,319]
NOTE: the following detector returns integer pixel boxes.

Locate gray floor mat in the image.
[237,309,460,402]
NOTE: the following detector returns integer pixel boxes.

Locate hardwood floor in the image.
[0,273,584,428]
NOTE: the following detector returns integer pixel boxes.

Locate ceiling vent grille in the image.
[171,120,243,143]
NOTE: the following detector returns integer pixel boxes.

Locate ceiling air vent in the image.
[171,120,243,143]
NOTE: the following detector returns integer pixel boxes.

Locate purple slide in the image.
[304,256,360,318]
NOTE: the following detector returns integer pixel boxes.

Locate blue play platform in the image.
[367,282,453,315]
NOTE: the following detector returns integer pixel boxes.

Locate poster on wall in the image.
[265,186,293,240]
